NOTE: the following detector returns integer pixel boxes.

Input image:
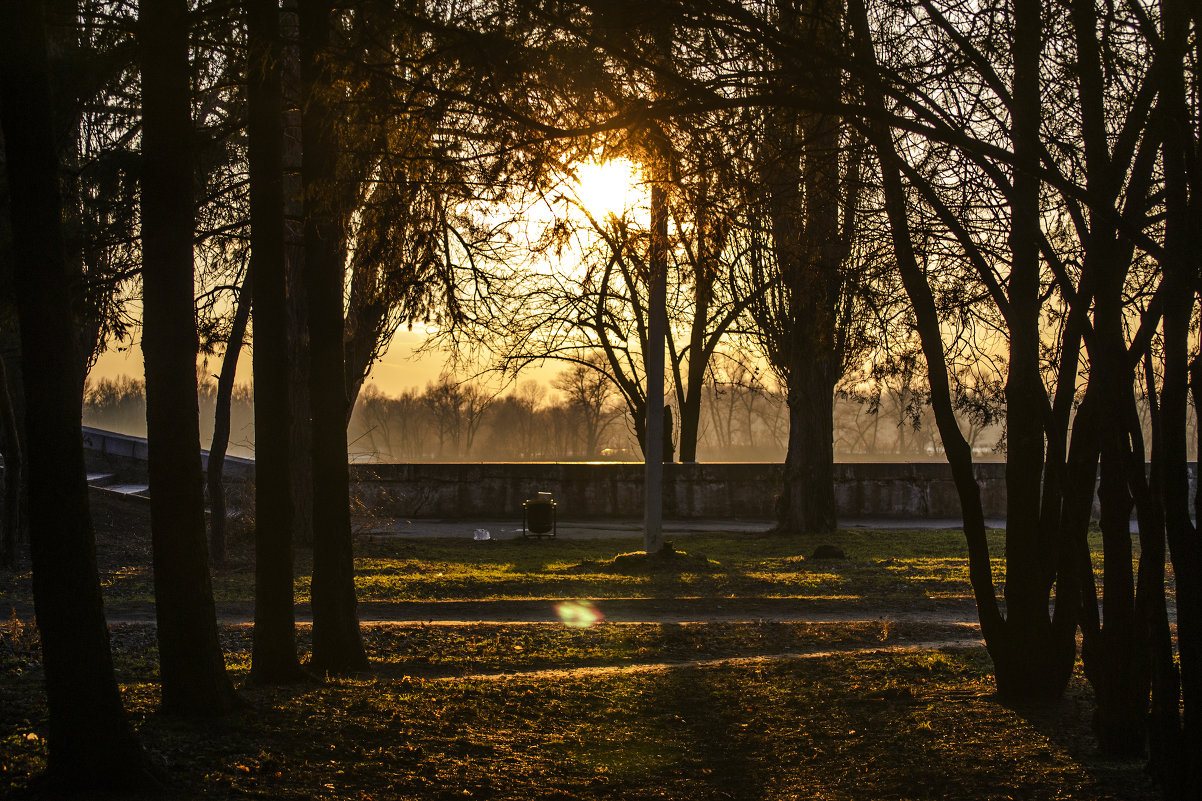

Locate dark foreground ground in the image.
[1,615,1161,801]
[0,494,1160,800]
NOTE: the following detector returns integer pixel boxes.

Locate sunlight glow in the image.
[573,158,641,218]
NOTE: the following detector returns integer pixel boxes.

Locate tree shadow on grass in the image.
[632,627,770,800]
[1002,672,1160,801]
[3,637,1158,800]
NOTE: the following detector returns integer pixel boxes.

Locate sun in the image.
[573,158,641,218]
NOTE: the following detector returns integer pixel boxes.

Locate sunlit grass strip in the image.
[1,527,1145,609]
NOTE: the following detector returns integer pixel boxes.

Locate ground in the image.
[0,492,1158,800]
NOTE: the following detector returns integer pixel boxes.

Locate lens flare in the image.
[554,600,605,628]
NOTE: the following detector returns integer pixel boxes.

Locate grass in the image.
[0,501,1156,800]
[0,521,1010,611]
[1,618,1155,800]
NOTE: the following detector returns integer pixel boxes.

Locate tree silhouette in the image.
[298,0,367,674]
[138,0,239,716]
[0,0,151,785]
[248,0,307,684]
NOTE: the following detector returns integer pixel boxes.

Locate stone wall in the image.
[76,426,1196,521]
[82,426,254,482]
[349,461,1012,520]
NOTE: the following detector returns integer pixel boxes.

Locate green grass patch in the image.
[2,520,1134,610]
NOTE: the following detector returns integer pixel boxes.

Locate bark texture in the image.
[207,268,251,565]
[850,0,1076,703]
[757,0,844,535]
[299,0,367,673]
[0,353,21,568]
[139,0,238,715]
[248,0,306,684]
[0,0,151,784]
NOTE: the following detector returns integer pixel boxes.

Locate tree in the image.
[552,357,618,458]
[845,0,1172,718]
[745,0,877,534]
[298,0,367,674]
[138,0,239,715]
[1057,0,1167,756]
[0,353,21,568]
[846,0,1078,704]
[186,4,265,569]
[503,382,548,459]
[349,384,429,461]
[423,376,466,459]
[1140,0,1202,787]
[340,167,454,419]
[479,173,761,467]
[248,0,306,684]
[396,4,752,468]
[645,177,668,550]
[2,0,143,569]
[279,4,479,427]
[0,0,151,784]
[460,381,496,457]
[206,266,251,565]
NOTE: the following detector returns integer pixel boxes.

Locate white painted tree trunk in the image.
[644,182,667,552]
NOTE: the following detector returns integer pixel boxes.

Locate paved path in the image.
[356,517,1007,540]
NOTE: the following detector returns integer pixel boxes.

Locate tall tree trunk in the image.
[795,0,840,534]
[248,0,305,684]
[1069,0,1158,755]
[0,0,152,785]
[139,0,239,715]
[1155,0,1201,785]
[992,0,1079,705]
[768,0,842,535]
[644,179,667,552]
[281,0,313,549]
[761,60,807,533]
[45,0,95,387]
[0,353,21,567]
[1137,355,1182,795]
[207,267,251,565]
[849,0,1075,703]
[298,0,367,673]
[1004,0,1050,632]
[676,181,711,464]
[780,359,837,533]
[1087,373,1146,756]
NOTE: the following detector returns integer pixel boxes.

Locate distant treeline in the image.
[84,369,1196,464]
[80,370,1087,463]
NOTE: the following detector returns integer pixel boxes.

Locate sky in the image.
[92,324,452,396]
[90,313,577,399]
[89,159,642,398]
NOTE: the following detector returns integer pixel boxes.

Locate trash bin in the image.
[522,491,557,539]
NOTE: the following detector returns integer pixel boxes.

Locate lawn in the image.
[1,617,1154,800]
[1,509,1011,611]
[0,498,1154,800]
